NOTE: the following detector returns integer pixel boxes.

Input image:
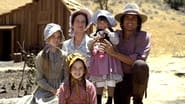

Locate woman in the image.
[62,8,93,68]
[18,23,66,104]
[102,3,151,104]
[58,53,97,104]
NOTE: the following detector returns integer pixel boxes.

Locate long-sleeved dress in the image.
[17,49,66,104]
[58,79,97,104]
[89,31,123,84]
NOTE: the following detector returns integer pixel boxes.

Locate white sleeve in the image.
[108,32,119,45]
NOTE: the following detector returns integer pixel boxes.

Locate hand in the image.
[50,89,57,95]
[94,35,103,40]
[100,39,116,56]
[56,89,60,96]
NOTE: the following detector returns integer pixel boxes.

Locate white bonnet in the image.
[44,23,65,41]
[92,10,117,27]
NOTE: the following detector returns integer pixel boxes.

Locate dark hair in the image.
[94,16,113,41]
[97,16,110,26]
[71,12,88,27]
[120,14,142,31]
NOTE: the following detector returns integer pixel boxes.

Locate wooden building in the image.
[0,0,92,61]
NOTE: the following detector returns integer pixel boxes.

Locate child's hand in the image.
[50,89,57,95]
[56,89,59,96]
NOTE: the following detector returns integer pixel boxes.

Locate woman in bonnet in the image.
[62,8,93,68]
[17,23,66,104]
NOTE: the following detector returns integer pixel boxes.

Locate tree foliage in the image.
[164,0,185,10]
[94,0,109,10]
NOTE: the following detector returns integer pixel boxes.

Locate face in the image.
[72,14,87,34]
[70,60,85,80]
[47,31,61,47]
[122,14,138,31]
[97,20,109,30]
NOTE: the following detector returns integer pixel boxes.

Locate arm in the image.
[88,82,97,104]
[104,28,119,45]
[62,55,68,81]
[101,39,134,65]
[87,35,102,52]
[109,47,134,65]
[134,32,151,61]
[35,53,56,93]
[58,83,66,104]
[60,51,67,81]
[125,32,151,62]
[102,32,151,65]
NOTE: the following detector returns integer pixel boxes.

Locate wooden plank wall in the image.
[0,0,71,53]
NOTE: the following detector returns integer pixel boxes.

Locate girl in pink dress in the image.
[58,53,97,104]
[89,10,123,104]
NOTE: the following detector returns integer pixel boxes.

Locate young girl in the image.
[89,10,123,104]
[58,53,97,104]
[17,23,66,104]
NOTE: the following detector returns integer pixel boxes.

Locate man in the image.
[102,3,151,104]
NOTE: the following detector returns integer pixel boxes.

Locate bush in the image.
[164,0,185,10]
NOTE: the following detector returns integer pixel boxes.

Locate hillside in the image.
[78,0,185,57]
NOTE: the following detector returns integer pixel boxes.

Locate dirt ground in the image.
[0,56,185,104]
[0,70,36,99]
[0,61,37,99]
[143,56,185,104]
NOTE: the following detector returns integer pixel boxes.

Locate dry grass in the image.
[0,0,32,14]
[78,0,185,57]
[141,3,185,57]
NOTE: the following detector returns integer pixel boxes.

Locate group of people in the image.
[18,2,151,104]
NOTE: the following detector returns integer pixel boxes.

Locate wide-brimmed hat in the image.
[115,3,147,23]
[66,53,87,73]
[44,23,65,41]
[92,10,117,27]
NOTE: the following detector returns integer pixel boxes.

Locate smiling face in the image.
[72,13,88,34]
[122,14,138,31]
[97,16,109,30]
[97,20,109,30]
[70,59,86,80]
[120,13,142,32]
